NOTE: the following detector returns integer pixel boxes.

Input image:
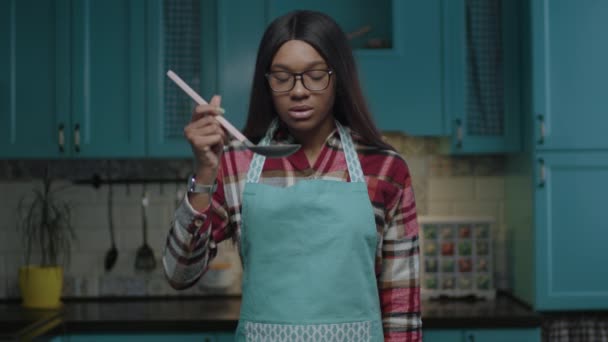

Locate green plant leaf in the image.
[16,177,77,268]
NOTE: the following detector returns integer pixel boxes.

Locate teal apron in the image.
[236,120,384,341]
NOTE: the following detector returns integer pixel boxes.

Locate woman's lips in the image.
[288,106,313,120]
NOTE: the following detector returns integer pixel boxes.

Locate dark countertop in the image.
[0,304,63,341]
[0,293,541,338]
[421,294,541,329]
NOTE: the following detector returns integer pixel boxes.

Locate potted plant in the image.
[16,174,76,309]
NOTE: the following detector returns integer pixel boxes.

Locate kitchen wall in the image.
[0,134,508,299]
[382,133,509,293]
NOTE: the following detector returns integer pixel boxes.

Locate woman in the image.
[163,10,421,341]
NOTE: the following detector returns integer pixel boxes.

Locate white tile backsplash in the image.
[6,277,19,298]
[113,204,144,233]
[146,274,174,296]
[425,174,508,290]
[0,225,21,253]
[148,228,170,256]
[451,201,500,218]
[475,177,505,200]
[70,203,108,231]
[0,181,38,206]
[498,202,505,225]
[429,177,476,201]
[59,183,103,204]
[117,227,144,252]
[0,231,9,258]
[73,229,113,253]
[67,252,103,276]
[0,277,7,298]
[0,254,6,279]
[426,201,453,216]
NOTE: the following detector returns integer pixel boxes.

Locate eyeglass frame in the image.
[264,69,334,93]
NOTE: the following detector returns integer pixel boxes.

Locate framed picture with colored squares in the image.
[418,216,496,300]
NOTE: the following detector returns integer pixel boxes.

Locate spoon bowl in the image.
[167,70,300,158]
[246,142,301,158]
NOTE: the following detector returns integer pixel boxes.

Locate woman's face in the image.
[268,40,336,138]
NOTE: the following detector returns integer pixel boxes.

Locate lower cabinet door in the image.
[534,152,608,310]
[424,328,540,342]
[424,329,463,342]
[465,328,541,342]
[214,332,236,342]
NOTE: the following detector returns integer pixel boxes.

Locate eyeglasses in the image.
[265,69,333,93]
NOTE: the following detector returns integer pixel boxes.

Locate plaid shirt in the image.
[163,126,422,341]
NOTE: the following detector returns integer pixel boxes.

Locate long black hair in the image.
[242,10,393,150]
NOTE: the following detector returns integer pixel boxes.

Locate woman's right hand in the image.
[184,95,226,174]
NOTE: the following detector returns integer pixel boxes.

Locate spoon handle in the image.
[214,115,250,146]
[166,70,250,145]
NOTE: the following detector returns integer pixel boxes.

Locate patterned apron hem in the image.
[240,319,382,342]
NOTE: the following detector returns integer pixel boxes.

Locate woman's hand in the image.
[184,95,226,176]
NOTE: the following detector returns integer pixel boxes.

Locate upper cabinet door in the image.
[532,0,608,150]
[0,0,71,159]
[534,152,608,310]
[216,0,266,132]
[71,0,146,158]
[355,0,444,136]
[266,0,445,136]
[147,0,217,157]
[442,0,522,154]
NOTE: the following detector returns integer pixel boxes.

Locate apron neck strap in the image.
[246,119,365,184]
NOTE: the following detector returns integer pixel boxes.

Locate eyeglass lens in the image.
[267,70,331,92]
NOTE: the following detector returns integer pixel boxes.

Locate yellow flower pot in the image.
[19,266,63,309]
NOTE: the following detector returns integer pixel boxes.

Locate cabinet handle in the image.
[58,123,65,153]
[537,114,545,145]
[538,158,545,188]
[74,124,81,153]
[455,119,463,149]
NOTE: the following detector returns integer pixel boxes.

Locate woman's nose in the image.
[290,75,309,97]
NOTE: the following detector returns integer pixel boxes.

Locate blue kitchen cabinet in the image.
[215,0,266,135]
[0,0,70,158]
[530,152,608,310]
[424,328,540,342]
[424,329,462,341]
[146,0,219,158]
[265,0,445,136]
[150,0,525,157]
[508,0,608,311]
[531,0,608,150]
[218,0,523,151]
[441,0,522,154]
[214,332,236,341]
[0,0,146,159]
[465,328,540,341]
[70,0,146,158]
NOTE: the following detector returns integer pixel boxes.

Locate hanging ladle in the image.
[104,175,118,272]
[166,70,301,158]
[134,188,156,272]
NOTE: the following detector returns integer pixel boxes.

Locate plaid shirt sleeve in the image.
[379,161,422,341]
[162,165,233,290]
